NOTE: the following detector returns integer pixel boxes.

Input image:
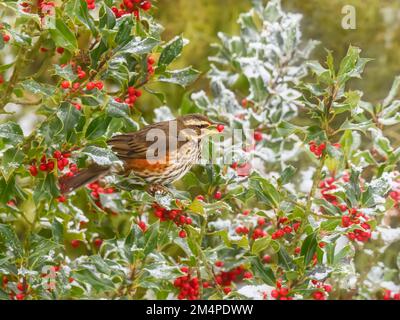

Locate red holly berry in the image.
[223,287,231,294]
[178,230,187,238]
[17,282,24,292]
[215,261,224,268]
[263,255,271,263]
[93,238,103,247]
[214,191,222,200]
[29,165,38,176]
[257,217,266,226]
[70,240,80,248]
[86,82,95,90]
[323,284,332,293]
[57,195,66,203]
[78,71,86,79]
[217,124,225,133]
[147,56,155,65]
[141,1,151,11]
[56,47,64,54]
[138,221,147,232]
[2,34,10,42]
[15,293,24,300]
[61,80,70,89]
[254,131,263,142]
[241,98,248,107]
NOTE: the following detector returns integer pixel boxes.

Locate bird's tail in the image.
[59,165,110,194]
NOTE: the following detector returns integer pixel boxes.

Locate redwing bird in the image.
[59,114,221,194]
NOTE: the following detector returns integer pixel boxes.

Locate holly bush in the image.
[0,0,400,300]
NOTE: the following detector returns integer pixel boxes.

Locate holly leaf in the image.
[157,67,200,87]
[81,146,119,166]
[158,36,184,67]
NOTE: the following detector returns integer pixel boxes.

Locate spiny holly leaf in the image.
[158,36,184,67]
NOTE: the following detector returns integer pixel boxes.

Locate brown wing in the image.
[107,120,188,161]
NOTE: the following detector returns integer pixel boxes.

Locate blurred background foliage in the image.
[152,0,400,112]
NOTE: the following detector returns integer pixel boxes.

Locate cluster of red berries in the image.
[341,208,371,242]
[29,151,72,177]
[85,0,96,10]
[111,0,152,18]
[115,86,142,108]
[19,1,55,16]
[173,267,200,300]
[311,280,332,300]
[309,141,326,158]
[59,63,103,95]
[147,55,156,75]
[317,174,371,242]
[152,204,192,238]
[214,264,251,294]
[383,289,400,300]
[87,182,115,200]
[2,276,28,300]
[271,217,301,240]
[235,217,269,240]
[319,176,341,204]
[270,280,293,300]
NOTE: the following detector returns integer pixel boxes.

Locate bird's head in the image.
[179,114,223,140]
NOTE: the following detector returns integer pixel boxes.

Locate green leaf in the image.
[54,64,78,82]
[251,236,271,255]
[65,0,98,36]
[158,36,184,67]
[301,232,318,265]
[49,19,78,53]
[250,257,276,286]
[85,115,112,140]
[143,222,159,256]
[73,268,115,292]
[1,149,24,180]
[383,75,400,107]
[81,146,119,166]
[277,247,294,270]
[118,37,160,55]
[20,79,56,97]
[0,62,15,73]
[99,4,116,30]
[106,100,138,129]
[278,166,296,185]
[158,67,200,87]
[0,224,23,258]
[320,219,341,231]
[56,103,83,139]
[33,174,59,204]
[0,122,24,144]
